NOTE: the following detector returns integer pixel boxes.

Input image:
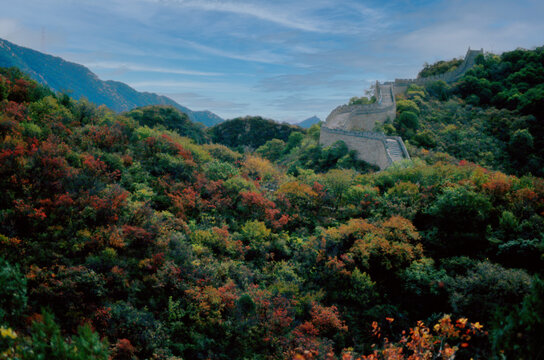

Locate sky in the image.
[1,0,543,123]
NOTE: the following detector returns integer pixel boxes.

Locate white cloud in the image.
[84,61,222,76]
[179,39,289,64]
[128,79,250,92]
[393,1,544,58]
[140,0,386,34]
[165,91,248,112]
[169,0,324,33]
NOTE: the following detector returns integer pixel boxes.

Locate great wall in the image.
[319,48,484,170]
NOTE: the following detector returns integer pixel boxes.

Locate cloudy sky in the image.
[1,0,543,122]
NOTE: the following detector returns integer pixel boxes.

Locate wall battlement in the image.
[320,48,483,169]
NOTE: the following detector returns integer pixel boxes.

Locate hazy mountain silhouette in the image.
[296,115,321,128]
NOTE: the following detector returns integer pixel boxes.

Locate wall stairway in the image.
[385,138,407,163]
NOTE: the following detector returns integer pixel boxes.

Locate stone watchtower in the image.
[319,48,483,170]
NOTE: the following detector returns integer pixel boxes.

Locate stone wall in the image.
[320,127,391,170]
[319,48,483,170]
[324,83,396,131]
[394,48,483,89]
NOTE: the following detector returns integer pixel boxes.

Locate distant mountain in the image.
[0,38,223,126]
[296,115,321,128]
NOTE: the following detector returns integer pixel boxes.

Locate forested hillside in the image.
[384,46,544,177]
[1,46,543,360]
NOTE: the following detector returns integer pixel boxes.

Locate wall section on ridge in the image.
[324,83,396,132]
[320,127,391,170]
[319,48,483,170]
[393,48,484,90]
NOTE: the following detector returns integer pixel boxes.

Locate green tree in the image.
[492,276,544,359]
[256,139,286,161]
[21,311,109,360]
[509,128,534,158]
[426,80,451,100]
[397,111,419,130]
[396,99,420,114]
[426,185,492,256]
[322,169,357,209]
[0,257,27,324]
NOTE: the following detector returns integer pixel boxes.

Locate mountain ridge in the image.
[0,38,223,126]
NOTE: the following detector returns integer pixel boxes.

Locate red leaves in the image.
[239,190,288,229]
[10,78,32,103]
[241,190,275,210]
[142,133,196,167]
[113,338,136,360]
[82,153,108,174]
[2,101,29,122]
[86,186,129,223]
[296,321,320,337]
[0,143,26,167]
[482,172,512,196]
[38,193,75,211]
[168,187,198,219]
[289,303,348,358]
[360,315,485,360]
[122,225,154,247]
[93,307,112,331]
[184,281,240,326]
[271,307,294,332]
[160,134,194,162]
[309,304,348,333]
[84,124,128,149]
[13,199,47,220]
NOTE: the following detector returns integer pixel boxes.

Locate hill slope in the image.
[390,46,544,177]
[1,64,543,360]
[0,38,223,126]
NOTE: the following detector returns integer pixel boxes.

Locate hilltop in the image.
[208,115,304,150]
[0,38,223,126]
[296,115,321,128]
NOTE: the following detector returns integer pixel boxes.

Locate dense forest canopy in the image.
[208,116,304,151]
[0,46,543,360]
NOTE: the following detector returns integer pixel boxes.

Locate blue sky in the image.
[1,0,543,122]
